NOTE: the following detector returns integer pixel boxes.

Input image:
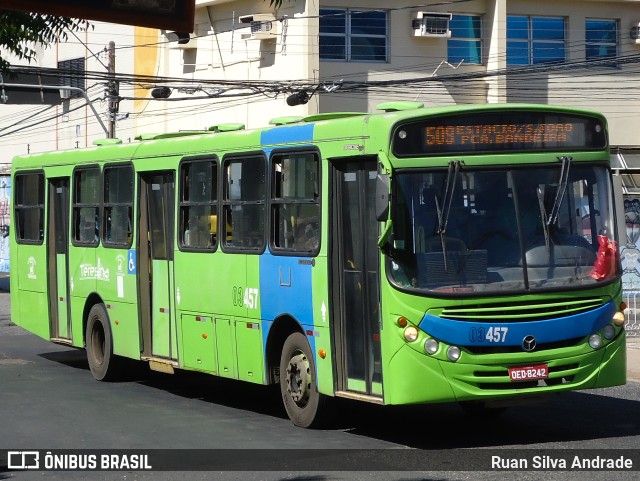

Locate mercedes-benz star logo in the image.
[522,335,537,352]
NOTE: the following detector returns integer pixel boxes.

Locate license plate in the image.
[508,364,549,382]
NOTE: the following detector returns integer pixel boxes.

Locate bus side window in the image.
[270,151,320,254]
[103,164,134,247]
[222,155,265,252]
[14,172,45,244]
[179,158,217,251]
[72,166,100,247]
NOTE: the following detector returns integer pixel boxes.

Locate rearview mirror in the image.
[375,173,390,221]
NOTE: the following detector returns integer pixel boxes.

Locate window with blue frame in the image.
[507,16,566,65]
[319,8,388,62]
[448,15,482,64]
[586,19,618,64]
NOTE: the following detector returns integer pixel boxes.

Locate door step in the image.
[335,390,384,404]
[51,337,73,346]
[144,357,178,374]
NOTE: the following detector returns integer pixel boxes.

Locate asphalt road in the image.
[1,288,640,481]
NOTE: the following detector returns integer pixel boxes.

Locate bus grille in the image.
[439,296,606,322]
[465,337,583,354]
[471,363,580,390]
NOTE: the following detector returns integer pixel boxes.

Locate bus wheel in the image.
[280,332,325,428]
[85,303,120,381]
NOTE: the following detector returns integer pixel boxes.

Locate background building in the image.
[2,1,640,151]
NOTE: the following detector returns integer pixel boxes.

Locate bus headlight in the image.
[404,326,419,342]
[589,334,602,349]
[424,338,439,355]
[447,346,461,362]
[603,325,615,340]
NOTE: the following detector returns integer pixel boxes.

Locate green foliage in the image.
[0,11,89,73]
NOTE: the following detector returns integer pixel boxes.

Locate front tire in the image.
[85,303,120,381]
[279,332,326,428]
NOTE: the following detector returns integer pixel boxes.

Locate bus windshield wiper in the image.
[537,185,551,257]
[435,160,461,271]
[536,156,572,259]
[547,156,572,225]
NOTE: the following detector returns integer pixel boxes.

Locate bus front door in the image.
[47,178,71,342]
[138,172,177,361]
[331,158,382,397]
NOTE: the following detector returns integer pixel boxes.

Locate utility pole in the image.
[107,41,118,139]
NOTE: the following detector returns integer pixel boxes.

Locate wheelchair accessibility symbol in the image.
[128,249,136,274]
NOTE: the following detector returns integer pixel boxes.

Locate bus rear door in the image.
[138,172,177,362]
[47,177,72,342]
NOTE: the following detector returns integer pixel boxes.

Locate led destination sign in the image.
[426,122,575,148]
[393,111,608,156]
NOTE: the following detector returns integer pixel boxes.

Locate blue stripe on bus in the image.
[260,123,314,145]
[260,123,316,353]
[259,253,316,351]
[418,300,616,347]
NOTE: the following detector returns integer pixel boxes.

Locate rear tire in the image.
[279,332,326,428]
[85,303,120,381]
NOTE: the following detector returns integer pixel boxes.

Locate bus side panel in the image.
[15,244,49,340]
[68,246,97,342]
[173,249,247,376]
[311,255,334,395]
[594,331,627,388]
[239,255,264,383]
[106,301,141,360]
[70,297,85,348]
[180,313,216,373]
[9,238,20,334]
[235,317,264,383]
[258,252,335,390]
[96,248,139,358]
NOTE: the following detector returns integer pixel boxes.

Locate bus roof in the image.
[11,102,607,170]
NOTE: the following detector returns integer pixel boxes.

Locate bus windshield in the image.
[389,164,618,294]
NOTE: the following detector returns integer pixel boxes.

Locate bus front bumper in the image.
[383,330,626,405]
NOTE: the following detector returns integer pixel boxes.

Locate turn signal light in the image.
[397,316,408,327]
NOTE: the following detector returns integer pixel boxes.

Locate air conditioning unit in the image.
[412,12,452,38]
[239,14,277,40]
[631,22,640,44]
[166,31,198,49]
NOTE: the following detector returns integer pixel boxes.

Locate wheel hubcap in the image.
[286,351,311,407]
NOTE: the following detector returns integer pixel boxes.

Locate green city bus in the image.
[10,102,627,427]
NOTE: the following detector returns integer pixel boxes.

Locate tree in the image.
[0,10,88,74]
